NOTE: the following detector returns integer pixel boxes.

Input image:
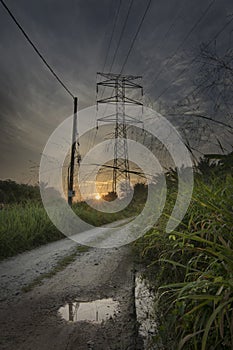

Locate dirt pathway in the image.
[0,244,137,350]
[0,238,78,301]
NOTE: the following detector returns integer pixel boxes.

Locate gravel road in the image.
[0,218,133,302]
[0,237,77,301]
[0,232,138,349]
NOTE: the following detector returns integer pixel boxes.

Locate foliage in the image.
[101,191,118,202]
[134,153,233,350]
[0,183,147,260]
[0,179,40,204]
[73,184,147,226]
[0,202,64,259]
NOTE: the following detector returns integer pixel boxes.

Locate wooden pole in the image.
[68,97,78,205]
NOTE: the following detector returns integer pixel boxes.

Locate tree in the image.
[0,180,41,203]
[102,191,117,202]
[166,41,233,158]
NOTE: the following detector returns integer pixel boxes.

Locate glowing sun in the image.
[95,194,101,200]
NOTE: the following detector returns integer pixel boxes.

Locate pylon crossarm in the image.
[124,81,143,89]
[97,72,142,80]
[123,114,143,124]
[97,96,118,104]
[124,96,143,105]
[97,81,118,88]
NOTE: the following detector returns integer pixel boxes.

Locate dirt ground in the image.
[0,244,140,350]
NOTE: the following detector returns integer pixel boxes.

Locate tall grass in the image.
[135,171,233,349]
[0,203,64,259]
[73,200,138,226]
[0,191,145,260]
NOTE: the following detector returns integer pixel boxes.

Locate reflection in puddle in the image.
[59,298,119,323]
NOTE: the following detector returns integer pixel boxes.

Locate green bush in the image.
[135,166,233,349]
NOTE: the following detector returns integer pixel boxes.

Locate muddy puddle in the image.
[58,298,119,323]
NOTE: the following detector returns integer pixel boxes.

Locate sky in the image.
[0,0,233,183]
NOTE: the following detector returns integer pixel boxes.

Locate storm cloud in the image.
[0,0,232,181]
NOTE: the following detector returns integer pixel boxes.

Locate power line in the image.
[152,0,216,84]
[100,0,135,107]
[100,0,151,105]
[99,0,123,102]
[157,0,186,49]
[120,0,152,74]
[109,0,135,73]
[0,0,75,99]
[151,16,233,103]
[100,0,151,117]
[101,0,122,73]
[168,112,233,130]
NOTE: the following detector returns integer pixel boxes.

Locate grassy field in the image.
[134,157,233,349]
[0,186,145,260]
[0,203,64,259]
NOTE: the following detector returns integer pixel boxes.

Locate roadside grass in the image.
[22,245,89,293]
[0,194,144,260]
[0,202,64,260]
[74,200,137,226]
[134,170,233,350]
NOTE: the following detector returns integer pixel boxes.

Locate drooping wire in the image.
[156,0,186,50]
[120,0,152,74]
[98,0,124,125]
[101,0,151,116]
[101,0,122,74]
[109,0,135,73]
[96,0,152,192]
[151,16,233,103]
[0,0,75,99]
[151,0,216,84]
[99,0,135,114]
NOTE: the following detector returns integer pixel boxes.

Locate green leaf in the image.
[201,297,233,350]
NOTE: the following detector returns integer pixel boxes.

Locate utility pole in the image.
[68,97,78,205]
[96,73,143,195]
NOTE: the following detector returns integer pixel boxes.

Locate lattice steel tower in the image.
[96,73,143,195]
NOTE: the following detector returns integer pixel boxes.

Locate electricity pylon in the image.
[96,73,143,195]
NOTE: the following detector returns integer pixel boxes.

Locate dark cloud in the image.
[0,0,233,182]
